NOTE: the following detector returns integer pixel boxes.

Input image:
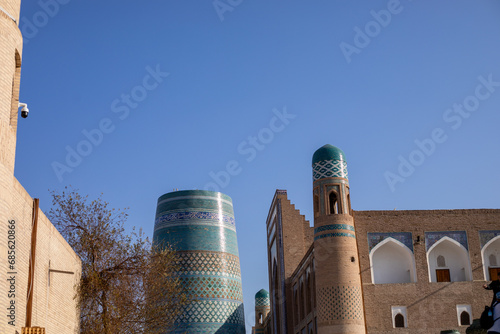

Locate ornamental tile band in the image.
[368,232,414,253]
[152,190,245,334]
[314,232,356,241]
[425,231,468,251]
[317,286,363,321]
[479,230,500,249]
[154,210,236,231]
[315,224,355,234]
[313,159,348,181]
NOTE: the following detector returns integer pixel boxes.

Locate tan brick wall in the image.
[355,209,500,334]
[0,178,81,334]
[1,2,81,333]
[0,0,22,22]
[278,194,313,280]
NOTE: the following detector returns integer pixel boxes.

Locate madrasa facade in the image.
[252,144,500,334]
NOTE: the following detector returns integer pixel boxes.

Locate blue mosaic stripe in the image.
[314,232,356,241]
[368,232,414,253]
[153,225,240,256]
[479,230,500,249]
[425,231,468,251]
[155,211,236,231]
[315,224,355,234]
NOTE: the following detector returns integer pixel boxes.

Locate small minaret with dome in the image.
[252,289,270,334]
[312,144,366,334]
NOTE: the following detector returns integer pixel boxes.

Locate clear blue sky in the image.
[15,1,500,331]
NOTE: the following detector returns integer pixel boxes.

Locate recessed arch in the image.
[370,237,417,284]
[460,311,470,326]
[481,235,500,280]
[10,50,22,127]
[328,191,339,214]
[437,255,446,267]
[313,195,319,217]
[272,259,281,334]
[394,313,405,328]
[305,271,311,314]
[427,236,472,282]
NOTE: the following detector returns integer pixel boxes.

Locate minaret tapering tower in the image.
[153,190,246,334]
[312,144,365,334]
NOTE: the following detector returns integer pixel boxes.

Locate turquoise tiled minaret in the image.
[312,145,365,334]
[254,289,270,333]
[153,190,245,334]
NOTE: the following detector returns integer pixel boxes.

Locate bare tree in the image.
[49,187,188,334]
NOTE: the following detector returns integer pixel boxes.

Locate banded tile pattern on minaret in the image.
[153,190,245,334]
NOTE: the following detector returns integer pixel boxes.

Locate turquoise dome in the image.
[255,289,269,299]
[312,144,346,165]
[312,144,348,180]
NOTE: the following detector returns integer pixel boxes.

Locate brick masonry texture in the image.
[1,1,82,332]
[355,209,500,334]
[262,157,500,334]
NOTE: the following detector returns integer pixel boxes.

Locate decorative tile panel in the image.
[155,210,236,231]
[256,296,270,307]
[172,302,245,333]
[180,276,243,301]
[312,159,348,181]
[425,231,468,251]
[176,251,241,279]
[152,190,245,333]
[314,232,356,241]
[479,230,500,249]
[317,286,363,321]
[315,224,355,234]
[368,232,413,253]
[153,225,240,256]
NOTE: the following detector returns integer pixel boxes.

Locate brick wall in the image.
[0,178,81,334]
[355,209,500,334]
[1,1,81,332]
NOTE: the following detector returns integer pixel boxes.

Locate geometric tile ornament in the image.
[255,289,270,308]
[315,224,355,234]
[152,190,245,334]
[317,285,363,321]
[367,232,414,253]
[479,230,500,249]
[312,144,348,181]
[312,159,348,181]
[425,231,468,251]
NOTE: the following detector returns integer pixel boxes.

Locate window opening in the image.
[329,192,338,214]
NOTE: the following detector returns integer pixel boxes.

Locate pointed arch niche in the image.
[427,236,472,282]
[370,237,417,284]
[481,235,500,281]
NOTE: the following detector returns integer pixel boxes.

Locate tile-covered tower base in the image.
[153,190,246,334]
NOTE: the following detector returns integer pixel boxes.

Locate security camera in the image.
[18,103,29,118]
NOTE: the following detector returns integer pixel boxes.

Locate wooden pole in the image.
[25,198,39,328]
